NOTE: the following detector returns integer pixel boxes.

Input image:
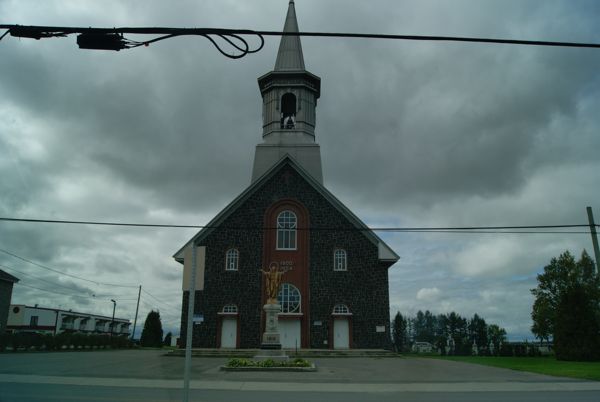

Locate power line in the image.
[0,216,596,232]
[17,282,104,300]
[1,25,600,50]
[1,262,139,302]
[0,247,138,288]
[0,262,95,294]
[14,281,138,305]
[141,289,181,313]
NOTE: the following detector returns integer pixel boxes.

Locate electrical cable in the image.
[0,25,599,49]
[0,262,95,294]
[17,282,106,299]
[0,216,596,232]
[141,289,181,312]
[0,247,138,288]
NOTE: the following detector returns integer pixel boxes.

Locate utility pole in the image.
[586,206,600,274]
[183,244,198,402]
[110,299,116,338]
[131,285,141,341]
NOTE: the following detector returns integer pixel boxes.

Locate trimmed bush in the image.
[0,332,133,352]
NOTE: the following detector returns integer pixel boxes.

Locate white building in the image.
[6,304,130,336]
[412,342,434,354]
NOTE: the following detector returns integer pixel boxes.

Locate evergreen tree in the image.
[140,310,163,347]
[487,324,506,355]
[468,314,488,349]
[163,332,172,347]
[413,310,426,342]
[391,312,408,352]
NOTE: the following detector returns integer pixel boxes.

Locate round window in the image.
[12,306,20,314]
[277,283,301,313]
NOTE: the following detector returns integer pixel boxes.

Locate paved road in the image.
[0,350,598,402]
[1,383,600,402]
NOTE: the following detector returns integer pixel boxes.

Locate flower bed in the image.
[221,357,317,371]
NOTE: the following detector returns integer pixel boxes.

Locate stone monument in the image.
[254,262,290,360]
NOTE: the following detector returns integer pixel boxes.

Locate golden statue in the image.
[260,262,291,304]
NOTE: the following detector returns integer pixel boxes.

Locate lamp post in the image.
[110,299,116,338]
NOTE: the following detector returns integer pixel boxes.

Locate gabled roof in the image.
[0,269,19,283]
[274,0,305,71]
[173,155,400,265]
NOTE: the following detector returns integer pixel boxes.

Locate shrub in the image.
[227,358,253,367]
[499,343,513,357]
[43,334,56,350]
[0,333,9,352]
[292,358,310,367]
[31,333,44,351]
[72,333,85,349]
[260,359,276,367]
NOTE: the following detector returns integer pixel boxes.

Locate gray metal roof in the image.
[274,0,305,71]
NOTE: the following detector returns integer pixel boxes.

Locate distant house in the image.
[6,304,131,336]
[0,269,19,333]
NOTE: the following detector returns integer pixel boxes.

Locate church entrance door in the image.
[333,318,350,349]
[220,318,237,348]
[279,319,301,349]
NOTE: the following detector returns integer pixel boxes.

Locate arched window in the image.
[278,283,301,313]
[222,304,238,314]
[334,249,347,271]
[332,304,351,315]
[225,248,239,271]
[280,93,297,129]
[277,210,297,250]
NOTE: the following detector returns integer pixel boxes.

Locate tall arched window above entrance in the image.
[277,210,297,250]
[278,283,301,313]
[280,93,297,129]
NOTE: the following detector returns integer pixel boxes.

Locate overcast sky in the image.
[1,0,599,341]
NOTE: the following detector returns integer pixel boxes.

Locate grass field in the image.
[424,355,600,381]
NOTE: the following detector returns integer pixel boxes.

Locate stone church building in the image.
[174,0,398,349]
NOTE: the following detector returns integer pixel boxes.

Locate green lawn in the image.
[422,355,600,381]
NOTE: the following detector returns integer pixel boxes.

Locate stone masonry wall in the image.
[179,162,392,349]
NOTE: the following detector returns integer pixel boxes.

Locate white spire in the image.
[274,0,305,71]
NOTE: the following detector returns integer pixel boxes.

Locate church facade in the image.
[174,1,398,350]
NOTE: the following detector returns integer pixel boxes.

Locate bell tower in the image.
[252,0,323,184]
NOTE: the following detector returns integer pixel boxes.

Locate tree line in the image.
[392,310,507,355]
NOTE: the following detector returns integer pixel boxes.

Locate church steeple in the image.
[252,0,323,184]
[274,0,305,71]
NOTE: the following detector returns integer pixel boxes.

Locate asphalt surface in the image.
[0,350,598,402]
[1,384,600,402]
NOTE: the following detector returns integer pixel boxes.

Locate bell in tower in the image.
[280,93,297,129]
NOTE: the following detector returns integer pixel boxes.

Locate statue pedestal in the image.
[255,302,288,361]
[261,303,282,349]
